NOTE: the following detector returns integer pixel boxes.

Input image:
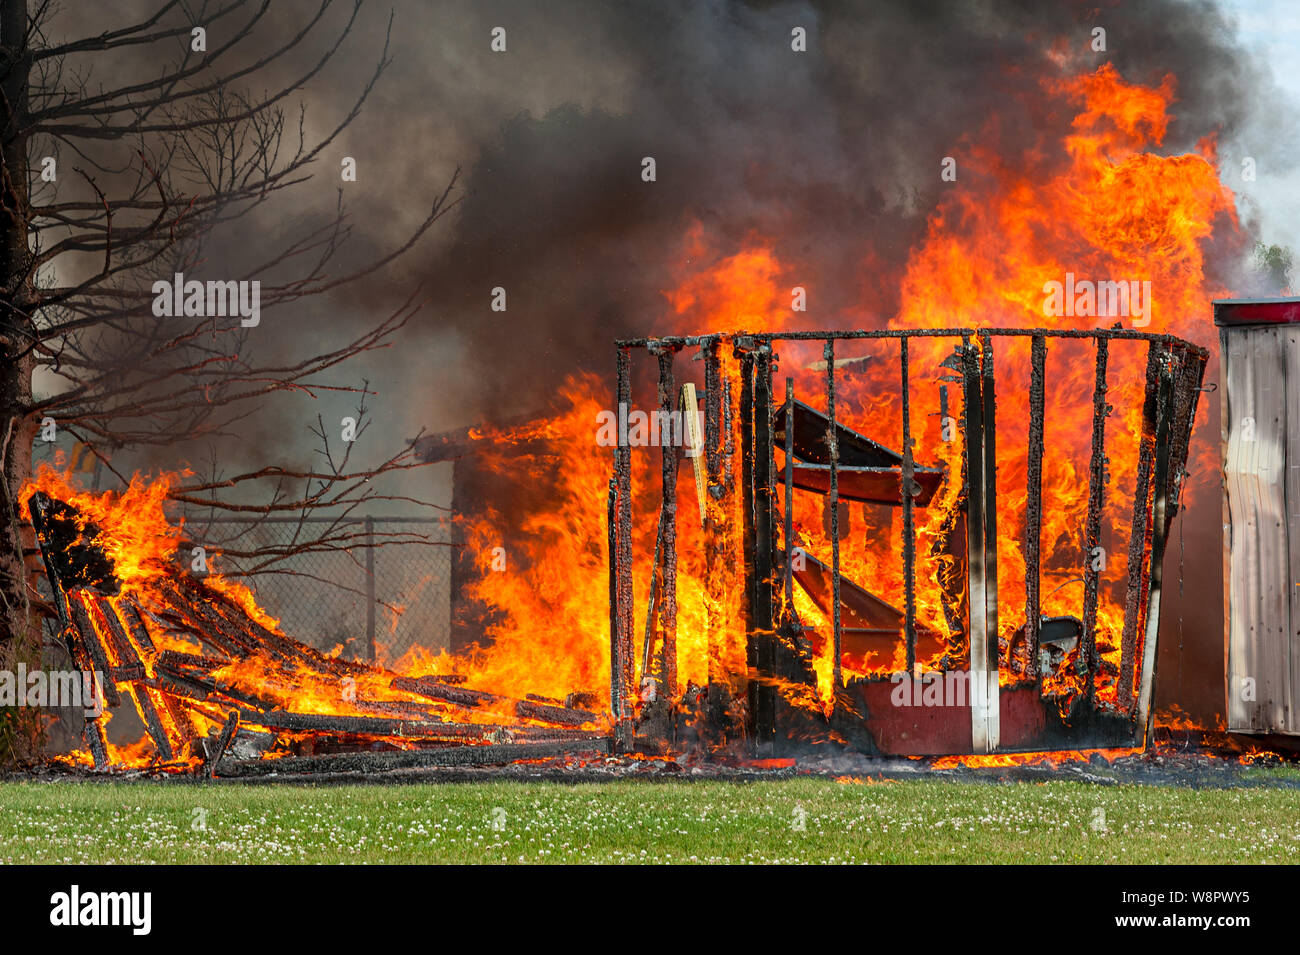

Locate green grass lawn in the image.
[1,778,1298,864]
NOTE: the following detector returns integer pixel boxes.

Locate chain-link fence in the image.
[178,514,453,664]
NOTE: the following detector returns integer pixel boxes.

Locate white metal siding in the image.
[1223,325,1296,734]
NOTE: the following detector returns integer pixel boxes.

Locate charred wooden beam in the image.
[737,342,764,742]
[158,579,269,661]
[85,717,109,771]
[607,475,620,726]
[825,338,843,691]
[155,650,227,673]
[68,593,119,707]
[236,708,484,738]
[1163,344,1209,529]
[613,345,635,749]
[91,596,139,669]
[1137,351,1178,744]
[1119,341,1164,708]
[120,601,156,655]
[214,737,612,778]
[900,338,917,674]
[962,337,998,752]
[703,339,724,690]
[160,690,199,745]
[353,699,440,720]
[149,663,274,712]
[1080,338,1110,702]
[979,332,999,693]
[124,685,175,762]
[751,344,777,747]
[1024,335,1047,678]
[205,710,240,778]
[390,675,503,709]
[515,698,600,727]
[654,344,679,697]
[783,377,796,621]
[641,513,665,689]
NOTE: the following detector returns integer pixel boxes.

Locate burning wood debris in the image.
[609,327,1209,758]
[25,485,608,777]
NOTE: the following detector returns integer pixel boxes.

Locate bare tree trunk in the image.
[0,0,43,764]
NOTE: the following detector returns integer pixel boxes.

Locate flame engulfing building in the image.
[414,325,1209,757]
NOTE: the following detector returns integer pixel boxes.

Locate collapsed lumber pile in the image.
[28,491,608,776]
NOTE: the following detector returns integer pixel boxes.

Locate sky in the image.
[1221,0,1300,252]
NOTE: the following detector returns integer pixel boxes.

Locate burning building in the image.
[16,41,1281,774]
[604,327,1206,756]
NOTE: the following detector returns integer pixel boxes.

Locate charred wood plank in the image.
[353,699,440,720]
[204,711,240,778]
[155,650,226,673]
[149,664,274,712]
[214,737,612,778]
[515,699,600,727]
[607,475,620,726]
[613,345,635,748]
[91,596,140,669]
[125,685,174,762]
[825,338,843,690]
[1136,353,1179,744]
[68,593,120,707]
[390,675,503,708]
[1080,338,1110,701]
[1024,335,1047,678]
[85,717,109,771]
[235,709,479,738]
[1119,342,1164,708]
[120,601,156,654]
[752,343,777,747]
[653,344,679,697]
[157,579,266,660]
[900,337,917,674]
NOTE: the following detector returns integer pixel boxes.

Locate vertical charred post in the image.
[1164,344,1208,528]
[980,334,999,693]
[737,343,758,709]
[824,338,842,692]
[783,377,795,621]
[1025,335,1047,679]
[751,342,777,748]
[85,719,109,772]
[613,346,635,749]
[1119,342,1163,709]
[900,337,918,675]
[364,517,376,662]
[1081,338,1110,703]
[1137,349,1178,743]
[723,377,734,492]
[607,475,620,727]
[962,336,999,751]
[654,345,679,698]
[703,339,724,692]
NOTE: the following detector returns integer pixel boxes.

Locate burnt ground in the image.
[7,729,1299,789]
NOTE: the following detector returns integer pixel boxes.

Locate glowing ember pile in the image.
[23,469,607,775]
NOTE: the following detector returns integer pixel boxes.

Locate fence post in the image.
[365,516,376,662]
